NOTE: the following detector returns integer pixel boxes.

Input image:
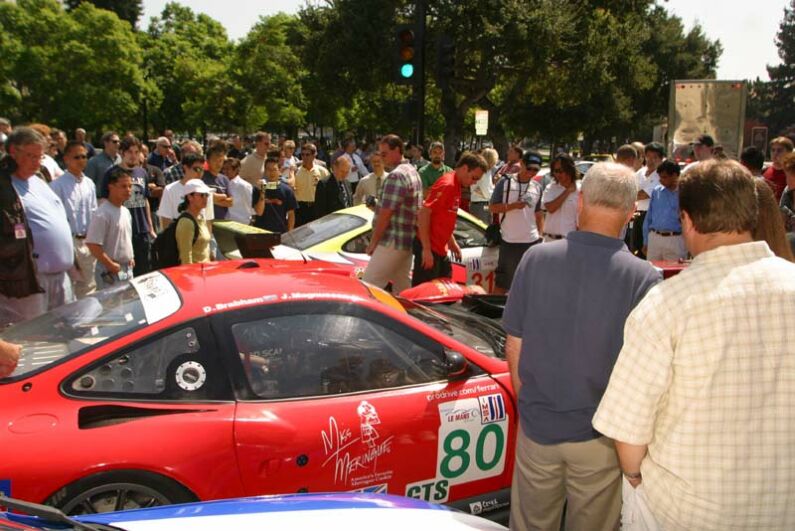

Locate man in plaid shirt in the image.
[594,160,795,530]
[363,134,422,293]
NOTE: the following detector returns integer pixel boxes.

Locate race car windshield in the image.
[280,213,366,251]
[1,272,181,380]
[398,298,505,359]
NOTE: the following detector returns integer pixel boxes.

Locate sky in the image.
[141,0,789,81]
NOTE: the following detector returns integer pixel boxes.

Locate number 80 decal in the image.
[435,395,508,486]
[440,424,505,479]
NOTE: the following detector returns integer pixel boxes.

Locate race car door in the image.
[214,300,514,505]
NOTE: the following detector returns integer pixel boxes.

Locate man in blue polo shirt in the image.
[503,162,661,531]
[643,160,686,261]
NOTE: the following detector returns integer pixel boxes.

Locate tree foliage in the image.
[765,0,795,136]
[64,0,143,28]
[142,2,233,135]
[0,0,149,135]
[0,0,723,149]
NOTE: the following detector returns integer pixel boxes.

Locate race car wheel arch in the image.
[45,469,198,515]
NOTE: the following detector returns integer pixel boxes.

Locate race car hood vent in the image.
[78,405,213,430]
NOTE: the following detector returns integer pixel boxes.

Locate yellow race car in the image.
[224,205,499,292]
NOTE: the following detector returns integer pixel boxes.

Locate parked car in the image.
[0,261,513,522]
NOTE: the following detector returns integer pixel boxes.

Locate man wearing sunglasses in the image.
[158,153,214,231]
[147,136,177,171]
[50,141,97,297]
[84,131,121,189]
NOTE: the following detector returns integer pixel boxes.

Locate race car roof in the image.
[161,259,372,317]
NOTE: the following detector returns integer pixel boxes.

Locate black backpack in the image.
[152,212,199,270]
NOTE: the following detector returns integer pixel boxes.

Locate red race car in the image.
[0,260,514,522]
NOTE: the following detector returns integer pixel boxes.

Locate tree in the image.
[296,0,416,141]
[233,14,307,134]
[766,0,795,136]
[628,6,721,141]
[142,2,234,135]
[64,0,143,28]
[0,0,150,134]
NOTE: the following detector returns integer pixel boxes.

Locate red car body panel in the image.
[1,260,514,515]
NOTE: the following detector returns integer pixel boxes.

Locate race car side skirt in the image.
[447,487,510,525]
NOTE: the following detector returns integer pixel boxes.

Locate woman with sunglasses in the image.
[175,180,212,264]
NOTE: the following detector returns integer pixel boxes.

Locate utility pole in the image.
[415,0,426,147]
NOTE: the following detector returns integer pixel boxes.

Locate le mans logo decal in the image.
[478,394,506,424]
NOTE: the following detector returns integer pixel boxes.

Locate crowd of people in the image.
[1,119,795,528]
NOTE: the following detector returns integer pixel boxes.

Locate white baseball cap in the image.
[182,179,212,196]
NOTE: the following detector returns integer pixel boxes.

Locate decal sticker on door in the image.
[406,393,508,502]
[321,400,394,488]
[436,394,507,485]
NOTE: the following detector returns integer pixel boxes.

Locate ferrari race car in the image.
[0,260,513,522]
[0,493,507,530]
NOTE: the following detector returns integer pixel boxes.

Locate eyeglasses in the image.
[110,139,120,144]
[190,166,204,173]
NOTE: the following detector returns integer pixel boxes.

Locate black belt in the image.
[298,201,314,206]
[543,233,564,240]
[652,230,681,237]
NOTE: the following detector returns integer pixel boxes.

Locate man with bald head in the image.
[505,162,661,531]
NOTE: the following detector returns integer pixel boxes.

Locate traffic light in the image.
[437,35,455,87]
[395,25,421,85]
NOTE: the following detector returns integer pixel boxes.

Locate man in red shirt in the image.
[412,152,488,286]
[764,136,794,202]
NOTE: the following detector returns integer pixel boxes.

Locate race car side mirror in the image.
[445,350,468,378]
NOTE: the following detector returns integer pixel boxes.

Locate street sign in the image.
[475,110,488,136]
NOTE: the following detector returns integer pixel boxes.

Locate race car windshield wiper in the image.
[0,495,122,531]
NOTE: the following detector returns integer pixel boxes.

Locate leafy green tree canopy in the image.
[64,0,143,28]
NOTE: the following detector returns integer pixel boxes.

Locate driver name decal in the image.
[202,294,278,314]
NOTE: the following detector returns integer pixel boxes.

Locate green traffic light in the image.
[401,63,415,78]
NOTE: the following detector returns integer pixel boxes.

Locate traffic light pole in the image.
[415,0,426,147]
